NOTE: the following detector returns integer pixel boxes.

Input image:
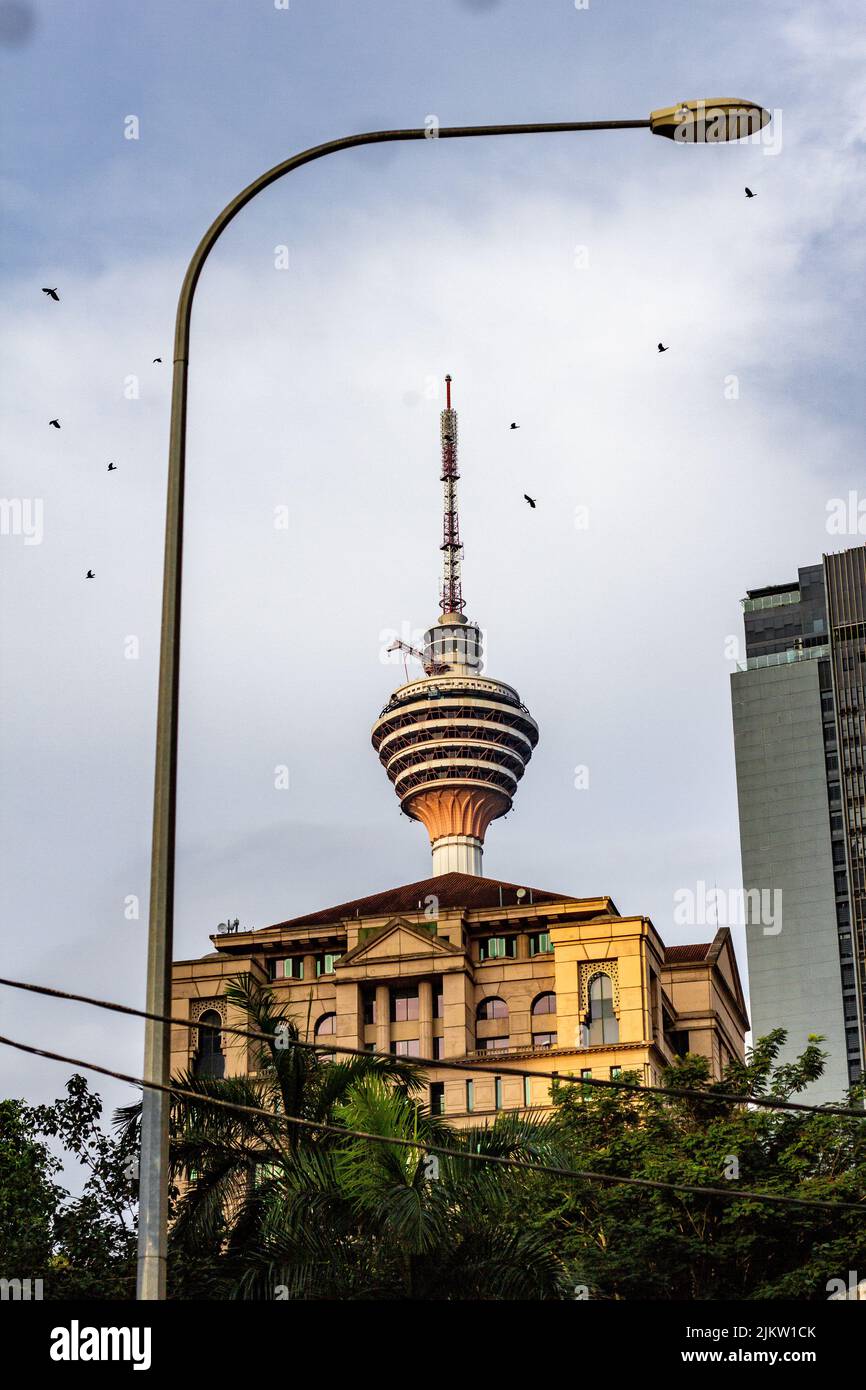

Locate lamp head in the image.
[650,99,771,143]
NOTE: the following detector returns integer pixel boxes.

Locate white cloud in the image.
[3,1,866,1108]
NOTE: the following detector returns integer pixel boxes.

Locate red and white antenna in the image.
[439,374,465,616]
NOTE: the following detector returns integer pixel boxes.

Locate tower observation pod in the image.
[372,377,538,876]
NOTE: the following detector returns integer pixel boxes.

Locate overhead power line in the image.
[0,1029,862,1214]
[1,973,863,1119]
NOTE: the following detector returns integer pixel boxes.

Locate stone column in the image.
[418,979,433,1059]
[335,981,360,1056]
[375,983,390,1055]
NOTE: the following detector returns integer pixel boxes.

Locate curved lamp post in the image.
[138,98,771,1300]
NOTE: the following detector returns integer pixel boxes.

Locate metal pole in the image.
[136,117,650,1300]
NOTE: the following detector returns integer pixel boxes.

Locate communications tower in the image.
[372,377,538,875]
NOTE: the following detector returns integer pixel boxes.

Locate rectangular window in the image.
[494,1077,503,1111]
[282,956,304,980]
[466,1079,475,1113]
[390,988,419,1022]
[610,1065,622,1080]
[362,989,376,1026]
[478,1036,510,1051]
[529,931,552,956]
[669,1030,689,1059]
[432,1036,444,1060]
[479,935,517,961]
[532,1032,557,1050]
[316,952,342,977]
[391,1039,420,1057]
[523,1076,532,1108]
[430,1082,445,1116]
[581,1067,592,1098]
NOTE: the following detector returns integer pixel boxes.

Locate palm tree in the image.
[116,973,422,1291]
[119,973,573,1298]
[236,1074,572,1300]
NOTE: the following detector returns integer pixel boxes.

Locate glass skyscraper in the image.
[730,545,866,1100]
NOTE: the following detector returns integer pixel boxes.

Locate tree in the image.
[239,1075,571,1299]
[0,1078,137,1298]
[118,972,571,1299]
[116,973,426,1297]
[0,1098,62,1276]
[535,1031,866,1300]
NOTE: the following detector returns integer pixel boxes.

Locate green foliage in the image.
[0,1098,62,1274]
[236,1076,570,1300]
[9,998,862,1301]
[115,972,571,1299]
[536,1030,866,1300]
[0,1077,137,1298]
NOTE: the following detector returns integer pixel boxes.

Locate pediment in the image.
[707,928,749,1023]
[340,917,461,966]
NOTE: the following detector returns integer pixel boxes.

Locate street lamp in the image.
[137,98,770,1300]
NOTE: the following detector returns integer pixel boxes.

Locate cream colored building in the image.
[172,871,748,1120]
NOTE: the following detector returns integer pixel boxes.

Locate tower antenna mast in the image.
[440,374,465,618]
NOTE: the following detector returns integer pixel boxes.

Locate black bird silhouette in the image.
[510,422,520,430]
[745,187,756,198]
[152,357,162,363]
[523,494,537,509]
[107,462,116,471]
[85,570,95,579]
[49,418,61,428]
[657,343,669,353]
[42,288,60,301]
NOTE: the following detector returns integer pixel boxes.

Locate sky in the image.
[2,0,866,1136]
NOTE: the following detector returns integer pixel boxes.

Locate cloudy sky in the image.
[2,0,865,1128]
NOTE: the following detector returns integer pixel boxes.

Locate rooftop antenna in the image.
[440,374,465,618]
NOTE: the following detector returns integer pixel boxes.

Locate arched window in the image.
[314,1012,337,1062]
[477,996,508,1021]
[581,974,618,1046]
[531,992,556,1016]
[194,1010,225,1079]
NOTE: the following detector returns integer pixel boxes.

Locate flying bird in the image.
[42,288,60,301]
[49,418,61,428]
[85,570,95,579]
[657,343,669,354]
[107,462,116,471]
[523,494,537,509]
[745,187,756,198]
[510,422,520,430]
[152,357,162,363]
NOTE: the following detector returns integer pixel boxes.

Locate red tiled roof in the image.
[665,943,711,963]
[259,871,585,933]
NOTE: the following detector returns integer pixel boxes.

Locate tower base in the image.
[431,834,483,876]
